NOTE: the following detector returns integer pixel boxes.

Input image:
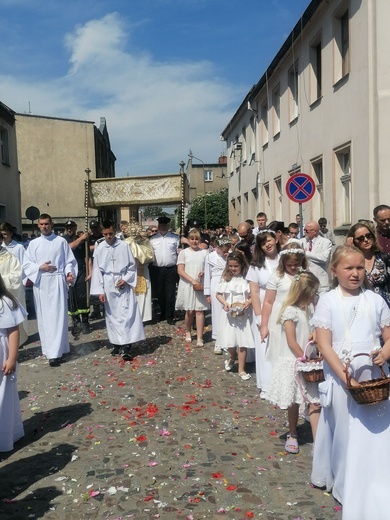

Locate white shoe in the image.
[213,345,223,355]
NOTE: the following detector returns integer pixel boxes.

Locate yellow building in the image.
[15,113,116,232]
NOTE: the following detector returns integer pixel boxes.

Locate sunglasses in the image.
[354,232,373,243]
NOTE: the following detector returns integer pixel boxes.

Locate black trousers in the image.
[149,265,178,320]
[68,266,90,320]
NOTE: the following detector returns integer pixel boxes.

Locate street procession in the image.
[1,1,390,519]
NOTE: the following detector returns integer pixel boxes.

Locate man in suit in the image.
[300,221,332,293]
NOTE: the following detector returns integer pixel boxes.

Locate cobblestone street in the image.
[0,315,341,520]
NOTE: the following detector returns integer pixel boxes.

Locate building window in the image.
[288,63,299,122]
[272,85,280,137]
[335,145,351,225]
[260,101,268,147]
[204,170,213,182]
[0,127,10,165]
[262,182,270,210]
[309,40,322,103]
[274,176,283,220]
[334,8,350,84]
[311,156,324,217]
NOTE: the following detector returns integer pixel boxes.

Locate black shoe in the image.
[89,311,102,320]
[110,345,121,356]
[49,358,61,367]
[81,322,90,334]
[167,318,175,325]
[71,324,81,338]
[121,346,132,361]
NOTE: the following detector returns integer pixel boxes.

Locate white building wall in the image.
[222,0,390,232]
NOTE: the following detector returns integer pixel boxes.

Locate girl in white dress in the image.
[0,274,26,451]
[204,237,230,354]
[216,251,255,380]
[267,271,320,454]
[260,243,308,363]
[175,230,209,347]
[311,246,390,519]
[247,230,280,397]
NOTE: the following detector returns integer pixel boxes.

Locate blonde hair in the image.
[278,271,320,323]
[188,229,200,240]
[330,245,365,288]
[276,242,308,277]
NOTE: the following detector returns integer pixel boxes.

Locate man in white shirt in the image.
[149,216,179,324]
[299,221,332,293]
[253,212,268,236]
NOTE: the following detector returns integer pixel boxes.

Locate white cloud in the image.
[1,12,241,175]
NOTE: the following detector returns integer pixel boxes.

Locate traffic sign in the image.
[285,173,316,203]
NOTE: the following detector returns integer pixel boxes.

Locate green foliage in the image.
[186,188,228,229]
[143,206,166,218]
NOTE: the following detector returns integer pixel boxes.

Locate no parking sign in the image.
[285,173,316,203]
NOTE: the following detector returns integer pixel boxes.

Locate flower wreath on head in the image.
[258,229,276,236]
[293,267,306,281]
[279,247,304,256]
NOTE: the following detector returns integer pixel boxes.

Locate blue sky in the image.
[0,0,310,176]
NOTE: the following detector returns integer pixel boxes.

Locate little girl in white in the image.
[204,236,230,354]
[215,251,255,380]
[0,274,27,451]
[267,270,320,454]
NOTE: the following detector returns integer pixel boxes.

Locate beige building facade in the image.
[221,0,390,232]
[0,102,22,230]
[187,154,228,202]
[15,113,115,231]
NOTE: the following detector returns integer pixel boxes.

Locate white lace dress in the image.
[215,276,255,348]
[175,248,209,311]
[267,305,317,408]
[311,288,390,519]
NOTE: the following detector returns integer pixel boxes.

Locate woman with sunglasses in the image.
[346,222,390,307]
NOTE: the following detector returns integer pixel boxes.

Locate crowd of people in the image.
[1,204,390,518]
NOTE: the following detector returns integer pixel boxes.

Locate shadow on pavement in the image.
[0,444,76,518]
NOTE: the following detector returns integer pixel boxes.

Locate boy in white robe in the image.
[90,220,145,360]
[23,214,78,367]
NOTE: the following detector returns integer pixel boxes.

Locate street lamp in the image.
[179,160,186,236]
[188,151,207,228]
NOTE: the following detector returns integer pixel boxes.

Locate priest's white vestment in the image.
[0,247,28,345]
[90,238,145,345]
[23,234,78,359]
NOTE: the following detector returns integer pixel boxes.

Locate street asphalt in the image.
[0,311,342,520]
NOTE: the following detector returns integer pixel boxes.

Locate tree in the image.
[186,188,228,229]
[143,206,166,219]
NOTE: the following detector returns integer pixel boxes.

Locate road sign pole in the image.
[299,204,303,237]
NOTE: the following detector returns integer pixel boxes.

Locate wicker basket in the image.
[229,301,245,318]
[296,341,324,383]
[345,353,390,405]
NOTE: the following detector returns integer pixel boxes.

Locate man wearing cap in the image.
[64,220,92,335]
[23,214,78,367]
[149,216,179,324]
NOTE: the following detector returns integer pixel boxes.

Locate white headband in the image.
[258,229,276,235]
[279,248,305,256]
